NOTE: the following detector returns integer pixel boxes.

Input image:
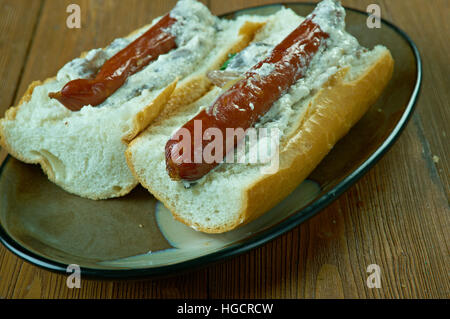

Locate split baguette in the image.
[0,0,266,199]
[126,1,394,233]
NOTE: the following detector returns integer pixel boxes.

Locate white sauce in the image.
[55,0,218,110]
[250,62,275,77]
[226,42,273,73]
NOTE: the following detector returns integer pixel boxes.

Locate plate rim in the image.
[0,2,422,280]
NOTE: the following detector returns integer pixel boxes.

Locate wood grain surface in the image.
[0,0,448,299]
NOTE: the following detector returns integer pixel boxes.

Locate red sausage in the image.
[49,13,177,111]
[165,16,329,181]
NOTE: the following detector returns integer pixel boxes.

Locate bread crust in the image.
[127,49,394,233]
[0,77,140,199]
[0,23,158,199]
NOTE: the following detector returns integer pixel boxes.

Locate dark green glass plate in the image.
[0,3,421,279]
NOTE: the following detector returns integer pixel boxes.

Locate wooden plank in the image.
[379,0,449,196]
[0,0,43,114]
[0,0,43,299]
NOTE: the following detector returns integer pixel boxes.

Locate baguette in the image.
[0,0,266,199]
[126,0,394,233]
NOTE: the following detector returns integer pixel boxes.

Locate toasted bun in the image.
[126,41,394,232]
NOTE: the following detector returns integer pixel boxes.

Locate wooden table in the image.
[0,0,448,299]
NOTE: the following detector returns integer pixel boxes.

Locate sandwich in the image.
[126,0,394,233]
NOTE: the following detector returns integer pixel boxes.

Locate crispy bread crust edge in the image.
[128,49,394,233]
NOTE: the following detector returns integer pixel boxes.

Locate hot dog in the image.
[49,14,178,111]
[126,0,394,233]
[166,16,329,181]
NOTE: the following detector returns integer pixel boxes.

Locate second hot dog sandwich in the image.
[126,0,394,233]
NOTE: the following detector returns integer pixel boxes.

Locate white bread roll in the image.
[126,1,394,233]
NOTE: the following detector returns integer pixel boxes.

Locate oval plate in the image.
[0,3,421,279]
